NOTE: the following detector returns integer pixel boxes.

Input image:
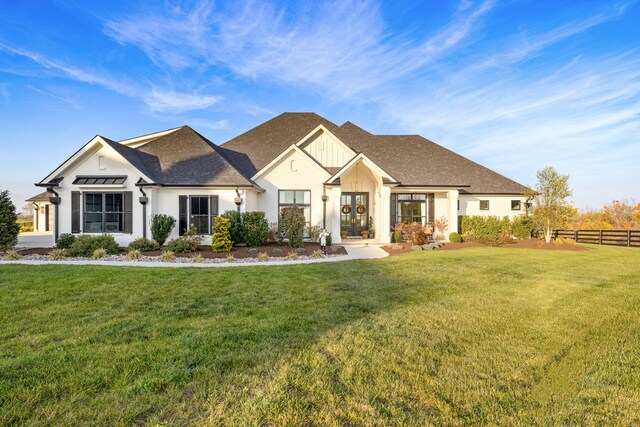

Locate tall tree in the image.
[530,166,575,243]
[0,188,20,251]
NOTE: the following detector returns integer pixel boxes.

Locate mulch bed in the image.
[382,239,589,256]
[18,242,347,259]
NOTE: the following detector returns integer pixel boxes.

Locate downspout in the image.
[47,187,61,243]
[139,187,148,239]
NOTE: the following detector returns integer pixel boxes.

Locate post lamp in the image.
[321,193,328,229]
[235,188,243,223]
[48,193,61,243]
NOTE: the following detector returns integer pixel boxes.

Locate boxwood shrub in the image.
[68,234,119,257]
[242,211,268,247]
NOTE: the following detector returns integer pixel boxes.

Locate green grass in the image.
[1,245,639,425]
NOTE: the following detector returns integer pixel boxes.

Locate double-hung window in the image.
[178,195,219,235]
[278,190,311,226]
[83,193,124,233]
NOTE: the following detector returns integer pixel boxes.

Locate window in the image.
[479,200,490,210]
[457,199,460,211]
[83,193,124,233]
[190,196,210,234]
[278,190,311,226]
[395,193,428,225]
[511,200,521,211]
[290,160,297,172]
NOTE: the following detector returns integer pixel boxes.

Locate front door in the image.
[340,192,369,237]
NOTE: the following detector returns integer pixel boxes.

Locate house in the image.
[29,112,529,246]
[26,191,53,232]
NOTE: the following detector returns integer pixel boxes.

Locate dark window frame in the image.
[394,193,432,226]
[278,189,311,228]
[83,192,125,233]
[479,200,490,211]
[511,200,522,211]
[187,195,219,235]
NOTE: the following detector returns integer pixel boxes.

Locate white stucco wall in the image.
[301,131,353,168]
[458,195,527,219]
[254,148,331,228]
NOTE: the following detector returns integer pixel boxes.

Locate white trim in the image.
[40,136,155,185]
[251,144,331,181]
[294,124,357,158]
[327,153,397,184]
[117,127,182,148]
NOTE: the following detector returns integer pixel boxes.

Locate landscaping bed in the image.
[383,239,588,256]
[14,242,347,263]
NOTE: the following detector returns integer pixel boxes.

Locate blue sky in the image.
[1,0,639,209]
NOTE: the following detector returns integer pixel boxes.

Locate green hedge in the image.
[461,215,531,246]
[68,234,119,257]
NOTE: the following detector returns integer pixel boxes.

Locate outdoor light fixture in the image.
[321,193,328,229]
[235,188,243,223]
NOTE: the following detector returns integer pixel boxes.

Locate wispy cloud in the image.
[144,88,221,112]
[186,118,229,130]
[27,85,82,109]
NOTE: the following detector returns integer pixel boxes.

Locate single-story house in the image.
[26,191,53,233]
[29,112,529,246]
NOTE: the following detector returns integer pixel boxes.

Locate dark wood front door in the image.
[340,192,369,237]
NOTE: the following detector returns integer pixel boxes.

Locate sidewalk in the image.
[1,244,389,268]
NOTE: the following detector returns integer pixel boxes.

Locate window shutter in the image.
[71,191,81,233]
[179,196,188,236]
[123,192,133,234]
[209,196,219,233]
[428,193,435,224]
[390,193,397,226]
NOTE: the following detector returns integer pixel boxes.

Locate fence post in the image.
[599,230,603,245]
[628,230,631,247]
[575,230,578,242]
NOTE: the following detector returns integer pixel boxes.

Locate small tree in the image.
[280,206,305,248]
[211,216,233,252]
[0,189,20,251]
[151,214,176,246]
[222,210,244,245]
[242,211,268,247]
[529,166,575,243]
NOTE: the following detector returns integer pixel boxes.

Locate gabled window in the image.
[479,200,490,210]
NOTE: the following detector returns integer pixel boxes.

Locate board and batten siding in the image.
[302,132,352,168]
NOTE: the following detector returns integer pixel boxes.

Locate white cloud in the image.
[187,118,229,130]
[144,89,222,112]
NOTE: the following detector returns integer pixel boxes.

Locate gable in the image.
[299,128,354,168]
[253,145,330,185]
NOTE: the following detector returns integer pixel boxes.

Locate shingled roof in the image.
[107,126,255,187]
[220,113,529,194]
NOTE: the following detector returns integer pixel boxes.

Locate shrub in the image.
[286,251,298,260]
[449,232,462,243]
[311,249,323,258]
[151,214,175,246]
[182,224,203,251]
[257,252,268,262]
[326,233,332,247]
[166,237,192,253]
[191,253,204,263]
[57,233,76,249]
[127,249,142,261]
[392,229,403,243]
[225,255,235,263]
[221,210,243,245]
[3,249,21,260]
[399,222,431,245]
[564,237,576,246]
[48,249,67,260]
[280,206,305,248]
[266,222,280,243]
[368,216,375,237]
[211,217,233,252]
[160,250,176,262]
[128,237,158,252]
[69,234,119,257]
[553,237,564,246]
[0,189,20,251]
[461,215,519,246]
[242,211,268,247]
[512,216,533,239]
[306,225,322,243]
[91,248,107,260]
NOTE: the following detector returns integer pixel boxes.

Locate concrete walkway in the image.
[16,232,54,249]
[1,244,388,268]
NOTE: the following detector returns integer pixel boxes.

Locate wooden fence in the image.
[554,229,640,248]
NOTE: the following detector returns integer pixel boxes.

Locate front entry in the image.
[340,192,369,237]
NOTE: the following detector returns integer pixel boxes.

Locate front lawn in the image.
[1,246,639,425]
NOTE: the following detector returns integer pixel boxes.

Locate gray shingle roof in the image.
[26,191,51,202]
[104,126,255,187]
[220,113,529,194]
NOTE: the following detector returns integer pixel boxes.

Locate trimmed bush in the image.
[449,232,462,243]
[69,234,119,257]
[280,206,305,248]
[0,189,20,251]
[167,237,192,253]
[127,237,159,252]
[151,214,175,246]
[512,216,533,239]
[57,233,77,249]
[242,211,268,247]
[211,217,233,252]
[221,210,244,245]
[461,215,526,246]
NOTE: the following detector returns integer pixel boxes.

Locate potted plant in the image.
[340,230,348,239]
[361,229,369,239]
